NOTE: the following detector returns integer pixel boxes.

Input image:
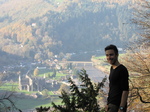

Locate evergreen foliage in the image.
[36,106,50,112]
[51,69,106,112]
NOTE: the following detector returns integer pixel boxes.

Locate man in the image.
[105,45,129,112]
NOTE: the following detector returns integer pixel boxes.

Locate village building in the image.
[18,74,59,92]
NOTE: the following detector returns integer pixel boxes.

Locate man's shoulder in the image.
[119,64,128,71]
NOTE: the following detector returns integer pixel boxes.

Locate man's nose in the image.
[107,55,111,58]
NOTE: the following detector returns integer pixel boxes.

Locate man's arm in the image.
[119,91,129,111]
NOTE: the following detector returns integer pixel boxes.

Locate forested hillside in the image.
[0,0,138,63]
[0,50,23,67]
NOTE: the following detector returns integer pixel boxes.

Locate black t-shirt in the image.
[107,64,129,106]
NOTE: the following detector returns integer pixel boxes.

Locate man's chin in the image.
[110,63,114,65]
[108,61,114,65]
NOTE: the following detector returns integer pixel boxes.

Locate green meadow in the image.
[0,69,68,110]
[15,96,62,110]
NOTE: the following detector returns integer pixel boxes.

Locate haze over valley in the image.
[0,0,138,66]
[0,0,142,111]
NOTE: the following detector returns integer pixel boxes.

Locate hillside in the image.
[0,49,23,67]
[0,0,138,64]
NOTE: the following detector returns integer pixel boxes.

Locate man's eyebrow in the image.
[106,53,114,56]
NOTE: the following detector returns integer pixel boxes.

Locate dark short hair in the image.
[105,44,118,55]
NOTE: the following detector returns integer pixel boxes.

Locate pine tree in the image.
[52,69,106,112]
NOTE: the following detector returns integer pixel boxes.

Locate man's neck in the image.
[112,61,120,69]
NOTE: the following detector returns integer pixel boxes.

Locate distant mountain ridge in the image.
[0,0,138,63]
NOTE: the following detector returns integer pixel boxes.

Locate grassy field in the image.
[0,68,69,110]
[0,82,62,110]
[15,97,62,110]
[38,69,68,80]
[0,82,18,91]
[0,68,68,91]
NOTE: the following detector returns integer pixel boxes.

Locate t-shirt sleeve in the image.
[120,67,129,91]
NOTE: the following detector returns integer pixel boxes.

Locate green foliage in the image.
[51,69,107,112]
[36,106,50,112]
